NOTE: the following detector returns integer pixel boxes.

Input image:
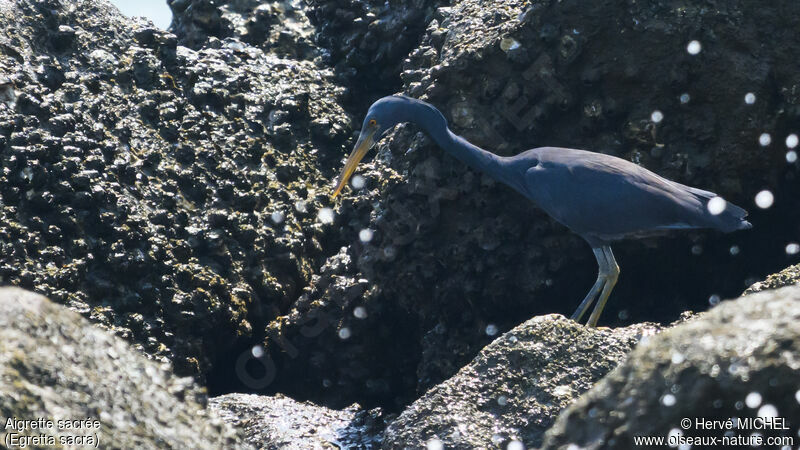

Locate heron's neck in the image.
[407,101,522,192]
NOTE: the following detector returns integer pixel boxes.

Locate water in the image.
[754,190,774,209]
[351,175,366,189]
[317,207,335,224]
[507,440,524,450]
[426,439,444,450]
[786,134,798,148]
[757,404,778,418]
[745,391,762,408]
[686,40,702,55]
[353,306,368,319]
[650,110,664,123]
[707,196,726,215]
[359,229,374,243]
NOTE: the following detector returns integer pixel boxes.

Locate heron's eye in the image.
[368,119,377,127]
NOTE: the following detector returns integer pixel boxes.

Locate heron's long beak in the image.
[332,127,377,197]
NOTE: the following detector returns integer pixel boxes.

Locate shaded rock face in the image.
[304,0,451,110]
[382,315,660,449]
[167,0,800,411]
[540,285,800,449]
[0,287,247,449]
[210,393,385,449]
[306,0,800,398]
[0,0,440,413]
[0,0,353,382]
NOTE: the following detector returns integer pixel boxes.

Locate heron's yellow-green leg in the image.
[570,247,608,322]
[585,246,620,327]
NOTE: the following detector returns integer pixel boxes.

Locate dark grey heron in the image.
[332,96,752,326]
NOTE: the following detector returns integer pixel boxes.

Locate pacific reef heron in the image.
[332,95,752,327]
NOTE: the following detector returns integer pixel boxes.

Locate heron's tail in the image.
[685,186,752,232]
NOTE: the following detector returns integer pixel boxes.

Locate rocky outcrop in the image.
[168,0,453,109]
[309,0,800,398]
[304,0,451,109]
[167,0,318,59]
[0,0,352,383]
[3,0,798,419]
[383,315,660,449]
[540,285,800,449]
[185,0,800,410]
[210,393,385,449]
[745,262,800,294]
[0,287,247,449]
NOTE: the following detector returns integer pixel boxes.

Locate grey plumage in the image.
[513,147,751,247]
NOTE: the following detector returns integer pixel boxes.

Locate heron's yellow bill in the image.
[332,128,376,197]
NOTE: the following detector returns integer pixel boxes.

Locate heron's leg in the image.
[570,248,608,322]
[585,246,620,327]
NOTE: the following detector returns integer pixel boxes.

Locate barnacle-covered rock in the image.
[168,0,318,59]
[0,0,352,383]
[0,287,248,449]
[383,315,661,449]
[210,393,385,449]
[744,262,800,294]
[304,0,451,108]
[317,0,800,397]
[4,0,799,419]
[541,285,800,449]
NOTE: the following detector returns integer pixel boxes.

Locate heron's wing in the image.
[521,149,711,240]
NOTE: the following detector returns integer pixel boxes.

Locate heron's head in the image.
[332,96,413,197]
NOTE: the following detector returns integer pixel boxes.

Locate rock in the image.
[316,0,800,401]
[168,0,318,59]
[0,287,248,449]
[744,263,800,294]
[383,315,660,449]
[169,0,451,107]
[304,0,450,109]
[540,285,800,449]
[0,0,352,386]
[210,393,385,449]
[5,0,798,418]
